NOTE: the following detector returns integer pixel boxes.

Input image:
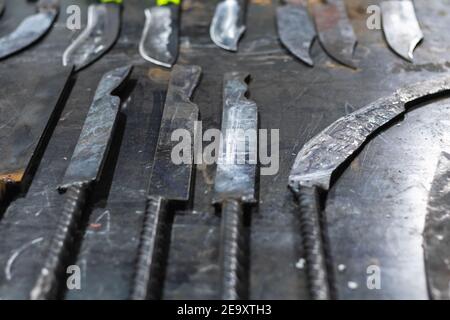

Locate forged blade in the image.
[276,3,316,66]
[149,64,201,201]
[289,76,450,193]
[213,72,258,204]
[139,6,179,68]
[424,151,450,300]
[210,0,246,51]
[0,0,59,60]
[62,3,120,71]
[312,0,357,68]
[381,0,423,62]
[59,65,132,190]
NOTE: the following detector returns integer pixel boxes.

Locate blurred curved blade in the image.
[139,6,179,68]
[210,0,246,51]
[0,0,5,17]
[0,3,58,60]
[381,0,423,62]
[312,0,357,69]
[63,3,120,72]
[276,3,316,66]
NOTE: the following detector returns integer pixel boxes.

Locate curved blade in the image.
[276,3,316,66]
[63,4,120,72]
[139,6,179,68]
[0,1,58,60]
[289,76,450,192]
[210,0,246,51]
[312,0,357,69]
[381,0,423,62]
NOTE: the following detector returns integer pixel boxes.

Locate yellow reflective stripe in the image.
[156,0,180,6]
[100,0,123,4]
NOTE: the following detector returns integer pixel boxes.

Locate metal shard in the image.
[213,72,258,204]
[59,65,132,190]
[0,0,59,60]
[381,0,423,62]
[276,3,316,66]
[289,76,450,192]
[139,6,179,68]
[424,151,450,300]
[148,64,201,201]
[312,0,358,68]
[62,3,120,71]
[210,0,246,51]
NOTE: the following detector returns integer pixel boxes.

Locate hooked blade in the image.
[276,2,316,66]
[381,0,423,62]
[148,64,201,201]
[210,0,246,52]
[289,76,450,193]
[59,65,132,190]
[213,72,258,204]
[0,0,59,60]
[62,3,121,72]
[139,5,180,68]
[312,0,358,68]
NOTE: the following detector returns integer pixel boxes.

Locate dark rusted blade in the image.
[0,0,5,17]
[148,64,201,201]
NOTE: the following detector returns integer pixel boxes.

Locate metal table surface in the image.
[0,0,449,299]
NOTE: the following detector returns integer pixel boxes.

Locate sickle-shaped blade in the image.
[139,5,179,68]
[276,3,316,66]
[312,0,358,69]
[63,3,120,72]
[210,0,246,51]
[381,0,423,62]
[0,0,59,60]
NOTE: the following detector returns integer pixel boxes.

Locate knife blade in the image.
[289,76,450,299]
[381,0,423,62]
[312,0,358,69]
[62,0,122,71]
[139,0,180,68]
[131,64,201,300]
[30,65,133,300]
[276,0,316,66]
[0,0,59,60]
[210,0,247,52]
[213,72,258,300]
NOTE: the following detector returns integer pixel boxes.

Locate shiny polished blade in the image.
[213,72,258,204]
[0,0,59,60]
[139,6,179,68]
[62,3,120,71]
[210,0,246,51]
[381,0,423,62]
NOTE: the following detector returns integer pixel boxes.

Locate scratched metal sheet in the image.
[0,0,449,300]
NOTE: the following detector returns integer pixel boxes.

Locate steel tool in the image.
[213,72,258,300]
[381,0,423,62]
[210,0,247,52]
[0,0,59,60]
[139,0,181,68]
[289,76,450,299]
[30,65,133,300]
[276,0,316,66]
[131,64,201,300]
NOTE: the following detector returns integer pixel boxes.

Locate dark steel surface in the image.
[0,0,449,300]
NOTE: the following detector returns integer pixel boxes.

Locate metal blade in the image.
[62,3,120,72]
[139,5,179,68]
[0,0,5,17]
[0,0,59,60]
[381,0,423,62]
[148,64,201,201]
[213,72,258,204]
[59,65,132,190]
[424,151,450,300]
[289,76,450,193]
[276,3,316,66]
[210,0,246,52]
[312,0,358,68]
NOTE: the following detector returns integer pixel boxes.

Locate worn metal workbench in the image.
[0,0,449,299]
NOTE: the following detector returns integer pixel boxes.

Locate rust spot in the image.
[90,223,102,230]
[251,0,271,6]
[0,170,25,184]
[147,68,171,83]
